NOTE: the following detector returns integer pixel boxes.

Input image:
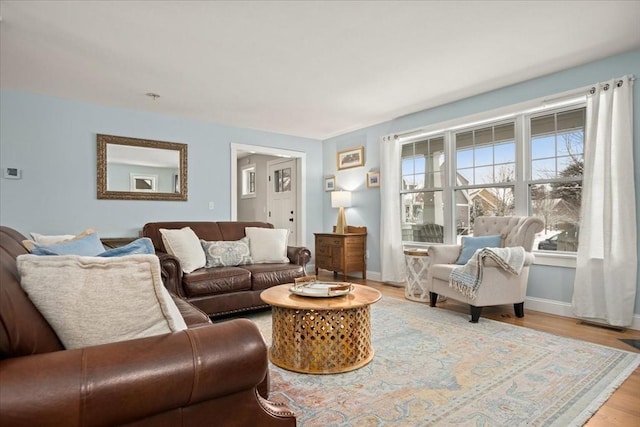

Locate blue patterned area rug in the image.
[245,297,640,426]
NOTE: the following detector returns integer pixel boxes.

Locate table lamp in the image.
[331,190,352,234]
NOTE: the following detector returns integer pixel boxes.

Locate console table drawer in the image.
[316,236,342,247]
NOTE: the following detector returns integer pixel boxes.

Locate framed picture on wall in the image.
[337,146,365,170]
[367,171,380,188]
[324,176,336,192]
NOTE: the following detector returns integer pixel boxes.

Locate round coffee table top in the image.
[260,283,381,310]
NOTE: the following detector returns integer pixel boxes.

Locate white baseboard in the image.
[306,265,383,283]
[525,296,640,331]
[366,270,382,282]
[305,266,640,330]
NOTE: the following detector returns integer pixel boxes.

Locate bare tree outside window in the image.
[529,108,584,251]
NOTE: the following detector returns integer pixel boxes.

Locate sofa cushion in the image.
[17,254,187,349]
[182,267,252,297]
[201,237,253,267]
[243,263,304,291]
[160,227,206,273]
[245,227,289,264]
[456,234,502,265]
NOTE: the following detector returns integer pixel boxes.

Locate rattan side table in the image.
[260,284,381,374]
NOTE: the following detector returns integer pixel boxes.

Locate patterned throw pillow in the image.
[201,237,253,268]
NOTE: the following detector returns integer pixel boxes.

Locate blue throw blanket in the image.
[449,246,525,299]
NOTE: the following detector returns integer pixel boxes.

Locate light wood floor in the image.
[316,272,640,426]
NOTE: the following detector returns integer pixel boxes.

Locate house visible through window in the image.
[528,108,584,252]
[455,122,516,239]
[400,104,585,253]
[401,136,445,243]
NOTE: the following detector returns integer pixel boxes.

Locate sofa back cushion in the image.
[0,227,64,359]
[143,221,275,252]
[143,222,223,252]
[217,221,273,241]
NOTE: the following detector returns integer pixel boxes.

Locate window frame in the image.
[398,98,586,268]
[241,163,256,199]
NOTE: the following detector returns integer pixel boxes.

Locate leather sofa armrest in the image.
[427,244,461,265]
[287,246,311,269]
[0,319,291,426]
[156,251,184,297]
[171,294,211,327]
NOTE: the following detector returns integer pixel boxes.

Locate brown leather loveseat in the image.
[143,221,311,317]
[0,226,296,426]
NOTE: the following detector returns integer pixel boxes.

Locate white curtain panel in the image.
[572,76,636,327]
[379,135,406,285]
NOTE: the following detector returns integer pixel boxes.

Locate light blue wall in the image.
[0,91,324,247]
[323,49,640,314]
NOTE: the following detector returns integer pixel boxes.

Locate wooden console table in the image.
[314,226,367,280]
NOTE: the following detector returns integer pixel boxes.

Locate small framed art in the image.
[324,176,336,192]
[367,171,380,188]
[337,146,365,170]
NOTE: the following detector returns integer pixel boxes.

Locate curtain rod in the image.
[389,74,635,142]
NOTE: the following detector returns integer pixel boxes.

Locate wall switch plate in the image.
[3,168,22,179]
[208,201,215,210]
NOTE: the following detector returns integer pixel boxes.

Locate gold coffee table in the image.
[260,283,382,374]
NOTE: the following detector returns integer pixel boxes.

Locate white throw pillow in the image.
[30,232,76,245]
[17,254,187,350]
[245,227,290,264]
[23,228,98,251]
[160,227,206,273]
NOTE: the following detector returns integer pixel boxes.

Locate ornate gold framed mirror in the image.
[97,134,187,201]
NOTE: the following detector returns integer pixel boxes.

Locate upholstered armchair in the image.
[426,216,544,322]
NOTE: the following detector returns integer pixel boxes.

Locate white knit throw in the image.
[449,246,525,299]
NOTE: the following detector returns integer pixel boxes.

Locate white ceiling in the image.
[1,1,639,140]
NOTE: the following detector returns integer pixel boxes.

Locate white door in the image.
[267,159,297,245]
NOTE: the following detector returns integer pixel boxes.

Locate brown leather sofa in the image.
[0,226,296,427]
[143,221,311,317]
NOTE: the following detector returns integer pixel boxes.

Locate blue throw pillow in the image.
[30,232,105,256]
[456,234,503,265]
[98,238,155,257]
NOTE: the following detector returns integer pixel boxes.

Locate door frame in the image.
[231,143,306,246]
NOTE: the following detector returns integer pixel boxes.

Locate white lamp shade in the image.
[331,191,352,208]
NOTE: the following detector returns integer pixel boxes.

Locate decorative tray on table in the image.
[289,276,353,298]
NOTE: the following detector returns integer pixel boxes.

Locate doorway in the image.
[267,158,297,246]
[231,143,306,246]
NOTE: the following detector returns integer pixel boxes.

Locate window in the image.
[455,122,516,240]
[528,108,584,252]
[399,103,585,255]
[241,164,256,198]
[273,167,291,193]
[401,137,445,243]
